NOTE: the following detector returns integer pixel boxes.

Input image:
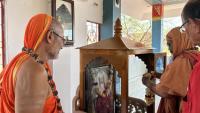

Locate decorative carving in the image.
[114,18,122,39]
[115,95,147,113]
[72,86,86,113]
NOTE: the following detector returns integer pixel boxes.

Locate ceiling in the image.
[121,0,189,20]
[144,0,187,5]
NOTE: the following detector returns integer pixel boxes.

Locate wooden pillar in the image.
[121,57,128,113]
[79,51,85,110]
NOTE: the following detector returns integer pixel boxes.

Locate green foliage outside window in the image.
[121,15,182,56]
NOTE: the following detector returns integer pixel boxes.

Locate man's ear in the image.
[189,18,200,33]
[196,20,200,34]
[189,18,195,26]
[46,31,54,44]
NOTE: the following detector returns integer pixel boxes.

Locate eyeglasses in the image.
[52,31,64,40]
[179,20,189,32]
[50,30,67,44]
[179,18,200,32]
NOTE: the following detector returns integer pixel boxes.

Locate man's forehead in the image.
[54,24,63,30]
[53,24,63,32]
[51,18,62,28]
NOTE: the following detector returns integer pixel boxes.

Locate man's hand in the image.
[142,73,152,87]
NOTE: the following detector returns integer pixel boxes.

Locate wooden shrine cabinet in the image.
[77,19,166,113]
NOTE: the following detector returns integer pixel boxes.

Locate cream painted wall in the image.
[6,0,51,62]
[53,0,103,113]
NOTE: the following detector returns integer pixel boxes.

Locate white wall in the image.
[53,0,103,113]
[6,0,51,62]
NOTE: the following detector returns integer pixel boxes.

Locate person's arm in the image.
[154,72,162,79]
[15,59,50,113]
[142,74,172,98]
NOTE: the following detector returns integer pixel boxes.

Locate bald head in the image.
[49,18,63,33]
[38,18,65,59]
[40,18,64,47]
[182,0,200,22]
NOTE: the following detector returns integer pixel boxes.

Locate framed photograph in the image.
[52,0,74,46]
[85,65,114,113]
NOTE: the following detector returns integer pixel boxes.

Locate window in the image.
[121,15,152,47]
[86,21,100,44]
[0,0,5,72]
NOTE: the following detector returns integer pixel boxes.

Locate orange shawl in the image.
[156,27,198,113]
[156,27,195,96]
[0,14,58,113]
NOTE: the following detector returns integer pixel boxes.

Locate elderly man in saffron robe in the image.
[142,27,199,113]
[0,14,65,113]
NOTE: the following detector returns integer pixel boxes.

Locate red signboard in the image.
[152,4,164,20]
